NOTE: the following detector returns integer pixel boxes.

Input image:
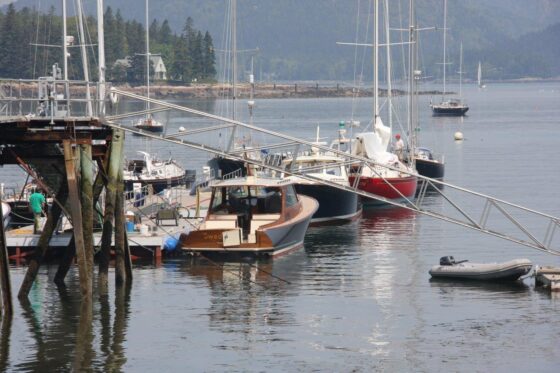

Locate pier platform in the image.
[535,266,560,292]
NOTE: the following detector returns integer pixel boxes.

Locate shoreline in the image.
[118,83,442,99]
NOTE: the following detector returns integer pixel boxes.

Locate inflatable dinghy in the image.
[429,256,532,281]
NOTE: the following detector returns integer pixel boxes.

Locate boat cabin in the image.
[180,176,318,255]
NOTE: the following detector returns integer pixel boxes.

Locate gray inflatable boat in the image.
[429,256,533,281]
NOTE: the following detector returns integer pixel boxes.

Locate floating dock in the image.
[535,266,560,292]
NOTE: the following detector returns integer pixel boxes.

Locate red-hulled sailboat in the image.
[345,0,417,205]
[348,119,417,205]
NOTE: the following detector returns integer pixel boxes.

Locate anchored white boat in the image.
[429,256,533,281]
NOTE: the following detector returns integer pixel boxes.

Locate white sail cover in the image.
[351,117,397,164]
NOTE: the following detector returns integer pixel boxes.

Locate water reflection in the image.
[0,273,132,372]
[0,315,12,372]
[429,277,531,295]
[180,257,297,341]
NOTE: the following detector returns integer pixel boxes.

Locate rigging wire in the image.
[32,0,43,79]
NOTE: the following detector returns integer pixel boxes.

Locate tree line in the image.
[0,4,216,84]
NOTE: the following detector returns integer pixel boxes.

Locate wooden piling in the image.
[63,140,90,299]
[54,237,75,286]
[18,186,68,299]
[114,154,126,285]
[99,129,124,289]
[0,198,13,316]
[80,144,94,290]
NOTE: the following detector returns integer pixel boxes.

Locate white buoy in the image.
[454,131,464,141]
[179,126,186,132]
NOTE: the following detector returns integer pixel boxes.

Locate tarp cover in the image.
[351,117,397,164]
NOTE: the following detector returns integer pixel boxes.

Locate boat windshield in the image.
[210,186,283,215]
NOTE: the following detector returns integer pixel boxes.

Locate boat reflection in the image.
[429,277,530,295]
[179,256,297,333]
[360,206,417,236]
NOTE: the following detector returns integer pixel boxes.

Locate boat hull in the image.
[207,156,247,178]
[415,158,445,181]
[349,175,417,206]
[124,174,187,194]
[431,106,469,116]
[295,184,361,225]
[133,124,164,132]
[429,259,533,281]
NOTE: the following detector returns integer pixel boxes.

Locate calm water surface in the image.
[1,82,560,372]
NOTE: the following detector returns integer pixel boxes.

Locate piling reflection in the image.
[101,283,131,372]
[73,299,94,371]
[0,315,12,372]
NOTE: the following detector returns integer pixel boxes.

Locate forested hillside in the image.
[6,0,560,81]
[0,4,216,82]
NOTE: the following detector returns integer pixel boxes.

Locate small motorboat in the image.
[429,256,533,281]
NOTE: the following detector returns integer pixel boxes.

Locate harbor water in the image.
[1,82,560,371]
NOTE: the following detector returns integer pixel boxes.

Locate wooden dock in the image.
[535,266,560,292]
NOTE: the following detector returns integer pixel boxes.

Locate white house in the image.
[150,56,167,81]
[112,55,167,81]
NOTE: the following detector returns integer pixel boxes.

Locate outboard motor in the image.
[439,256,468,266]
[440,256,457,266]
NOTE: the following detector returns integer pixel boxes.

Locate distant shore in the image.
[115,77,560,100]
[116,83,442,100]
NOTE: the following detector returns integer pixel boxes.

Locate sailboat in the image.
[430,0,469,116]
[207,0,260,178]
[347,0,418,205]
[281,126,361,225]
[408,1,445,181]
[477,61,486,89]
[133,0,164,132]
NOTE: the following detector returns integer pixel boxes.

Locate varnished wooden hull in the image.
[180,195,318,257]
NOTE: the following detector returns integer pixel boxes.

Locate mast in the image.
[373,0,379,119]
[145,0,151,115]
[458,42,463,98]
[248,55,255,126]
[383,0,392,129]
[62,0,68,81]
[76,0,92,116]
[407,0,416,155]
[97,0,106,116]
[232,0,237,121]
[442,0,447,101]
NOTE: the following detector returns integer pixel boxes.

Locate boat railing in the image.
[222,168,244,180]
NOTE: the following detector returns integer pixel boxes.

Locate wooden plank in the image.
[63,140,90,299]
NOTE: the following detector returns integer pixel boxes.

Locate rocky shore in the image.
[116,82,442,100]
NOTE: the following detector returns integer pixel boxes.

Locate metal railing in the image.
[103,88,560,256]
[0,77,106,119]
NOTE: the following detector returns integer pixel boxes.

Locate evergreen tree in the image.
[202,31,217,80]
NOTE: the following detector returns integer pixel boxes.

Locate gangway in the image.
[107,88,560,256]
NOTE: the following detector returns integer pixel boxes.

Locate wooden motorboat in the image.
[429,256,533,281]
[179,175,318,257]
